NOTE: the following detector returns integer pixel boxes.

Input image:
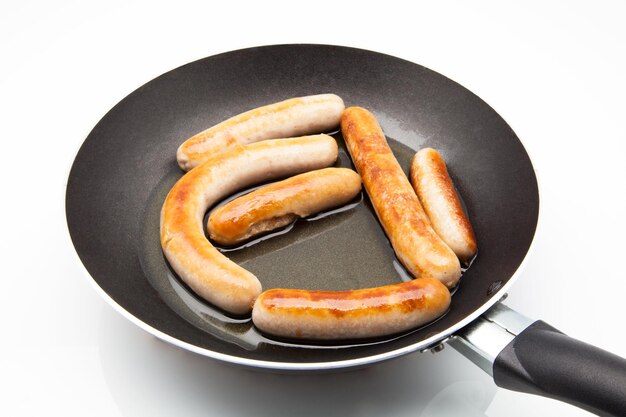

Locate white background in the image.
[1,1,625,416]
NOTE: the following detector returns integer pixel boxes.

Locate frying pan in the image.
[65,44,626,416]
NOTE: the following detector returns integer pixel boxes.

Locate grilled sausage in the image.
[207,168,362,246]
[177,94,345,170]
[340,107,462,288]
[161,135,338,315]
[252,277,451,340]
[410,148,477,264]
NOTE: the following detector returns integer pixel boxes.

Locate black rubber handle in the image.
[493,320,626,416]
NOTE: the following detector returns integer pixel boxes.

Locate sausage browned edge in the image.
[160,135,338,315]
[410,148,477,264]
[176,94,345,171]
[207,167,362,246]
[340,107,462,288]
[252,278,451,340]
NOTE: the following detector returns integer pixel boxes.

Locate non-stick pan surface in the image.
[66,44,539,369]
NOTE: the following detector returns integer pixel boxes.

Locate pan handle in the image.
[447,303,626,417]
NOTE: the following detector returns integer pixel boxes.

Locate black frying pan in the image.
[65,44,626,416]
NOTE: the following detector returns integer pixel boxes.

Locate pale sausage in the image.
[161,135,338,315]
[410,148,477,264]
[177,94,345,170]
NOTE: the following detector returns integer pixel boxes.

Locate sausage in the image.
[177,94,345,170]
[160,135,339,315]
[207,168,362,246]
[410,148,477,264]
[340,107,462,288]
[252,277,451,340]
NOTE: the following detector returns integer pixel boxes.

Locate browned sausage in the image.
[340,107,461,288]
[252,277,451,340]
[207,167,362,245]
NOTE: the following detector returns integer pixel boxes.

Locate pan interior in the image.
[66,44,539,367]
[139,131,436,351]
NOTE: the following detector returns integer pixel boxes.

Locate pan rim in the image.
[64,43,541,371]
